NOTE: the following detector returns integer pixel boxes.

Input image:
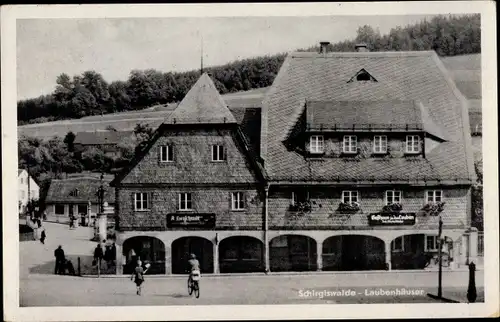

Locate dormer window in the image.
[347,69,378,83]
[343,135,357,154]
[309,135,324,154]
[406,135,421,153]
[69,189,79,197]
[212,145,226,162]
[373,135,388,154]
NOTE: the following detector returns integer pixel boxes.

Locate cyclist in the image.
[187,253,201,285]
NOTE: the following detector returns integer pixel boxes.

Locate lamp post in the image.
[98,173,105,214]
[438,214,443,298]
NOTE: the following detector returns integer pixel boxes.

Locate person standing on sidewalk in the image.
[54,245,65,274]
[93,243,104,270]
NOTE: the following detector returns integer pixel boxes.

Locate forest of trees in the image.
[18,14,480,125]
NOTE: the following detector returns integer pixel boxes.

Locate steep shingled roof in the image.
[46,177,115,204]
[260,51,475,183]
[164,73,236,125]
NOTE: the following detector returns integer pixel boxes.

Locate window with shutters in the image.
[212,145,225,162]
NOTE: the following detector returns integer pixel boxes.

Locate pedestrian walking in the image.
[130,260,150,295]
[40,228,46,244]
[54,245,65,275]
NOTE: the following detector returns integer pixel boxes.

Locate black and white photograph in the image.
[2,2,498,321]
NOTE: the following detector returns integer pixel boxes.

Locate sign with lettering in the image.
[368,213,416,226]
[167,213,216,228]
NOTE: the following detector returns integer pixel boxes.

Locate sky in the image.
[16,15,438,100]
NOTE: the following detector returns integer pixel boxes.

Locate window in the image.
[406,135,420,153]
[426,190,443,203]
[425,235,439,251]
[373,135,388,153]
[342,190,358,204]
[291,190,309,205]
[21,191,25,199]
[309,135,324,154]
[343,135,357,153]
[55,204,65,215]
[392,236,404,252]
[134,192,149,211]
[385,190,402,205]
[160,145,174,162]
[212,145,225,161]
[231,192,245,210]
[356,72,372,81]
[77,204,87,214]
[69,189,79,197]
[178,193,192,211]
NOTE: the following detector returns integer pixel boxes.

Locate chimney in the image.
[355,43,369,52]
[319,41,330,54]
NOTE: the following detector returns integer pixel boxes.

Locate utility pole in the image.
[438,215,443,298]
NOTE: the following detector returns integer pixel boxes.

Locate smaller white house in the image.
[44,175,115,225]
[18,169,40,213]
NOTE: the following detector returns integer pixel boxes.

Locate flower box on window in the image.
[422,202,446,216]
[338,202,360,213]
[289,200,313,213]
[382,203,403,213]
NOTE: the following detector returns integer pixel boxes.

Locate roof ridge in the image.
[290,51,436,58]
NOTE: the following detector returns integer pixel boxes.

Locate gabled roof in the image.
[261,50,475,183]
[164,73,236,125]
[18,169,24,176]
[45,176,115,204]
[74,130,134,145]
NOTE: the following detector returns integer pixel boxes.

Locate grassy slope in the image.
[18,54,481,140]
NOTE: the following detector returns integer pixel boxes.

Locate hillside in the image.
[18,53,481,140]
[17,14,480,127]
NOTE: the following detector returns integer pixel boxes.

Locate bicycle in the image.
[187,269,201,298]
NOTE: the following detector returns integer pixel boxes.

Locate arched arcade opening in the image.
[270,235,317,272]
[322,235,385,271]
[122,236,166,274]
[171,237,214,274]
[218,236,264,273]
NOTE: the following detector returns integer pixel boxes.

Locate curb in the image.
[426,293,461,303]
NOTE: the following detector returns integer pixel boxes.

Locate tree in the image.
[471,159,483,231]
[64,131,76,152]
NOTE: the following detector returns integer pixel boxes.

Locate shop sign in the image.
[368,213,416,226]
[166,213,216,228]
